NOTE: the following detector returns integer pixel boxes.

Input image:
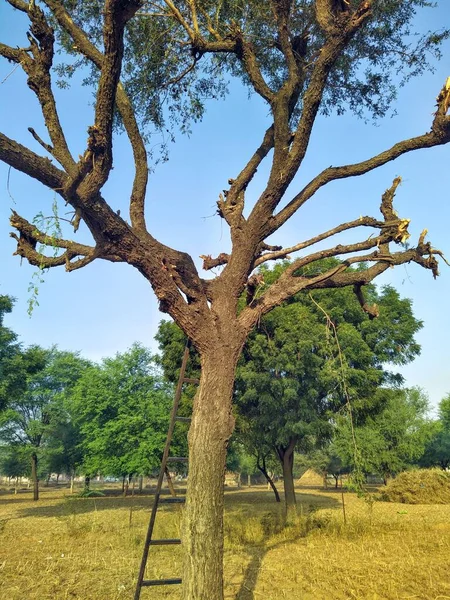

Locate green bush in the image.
[380,469,450,504]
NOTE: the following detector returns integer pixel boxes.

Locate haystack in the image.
[297,468,324,487]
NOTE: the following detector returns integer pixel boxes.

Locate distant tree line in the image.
[1,275,449,504]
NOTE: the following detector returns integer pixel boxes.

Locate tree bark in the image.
[182,349,237,600]
[31,452,39,501]
[256,458,281,502]
[84,475,90,493]
[276,438,297,514]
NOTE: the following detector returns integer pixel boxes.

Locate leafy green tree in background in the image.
[0,445,30,488]
[0,295,20,412]
[0,296,47,412]
[420,394,450,470]
[2,1,450,595]
[42,416,85,487]
[0,348,89,500]
[69,344,176,486]
[335,387,432,483]
[233,264,422,509]
[156,264,422,510]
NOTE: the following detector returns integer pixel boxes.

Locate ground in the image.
[1,482,449,599]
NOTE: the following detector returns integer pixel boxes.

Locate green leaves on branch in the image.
[52,0,449,145]
[69,344,179,478]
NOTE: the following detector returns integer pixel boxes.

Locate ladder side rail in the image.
[134,341,192,599]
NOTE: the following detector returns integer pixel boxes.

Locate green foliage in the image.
[226,441,258,476]
[439,393,450,430]
[0,295,20,412]
[420,393,450,470]
[380,468,450,504]
[335,387,433,480]
[299,446,349,485]
[28,197,63,315]
[234,265,422,458]
[0,347,90,476]
[69,344,176,478]
[51,1,448,145]
[0,296,45,412]
[420,425,450,470]
[0,445,30,479]
[155,263,422,502]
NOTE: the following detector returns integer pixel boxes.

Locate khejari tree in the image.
[1,1,449,598]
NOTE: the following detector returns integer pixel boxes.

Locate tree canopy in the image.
[334,386,433,482]
[0,296,47,412]
[156,265,423,506]
[420,393,450,470]
[69,344,177,479]
[0,347,89,499]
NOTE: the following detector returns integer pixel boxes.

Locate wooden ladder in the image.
[134,340,198,599]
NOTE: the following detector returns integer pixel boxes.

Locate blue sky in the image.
[0,3,449,411]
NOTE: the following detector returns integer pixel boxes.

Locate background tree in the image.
[70,344,176,487]
[0,295,20,412]
[0,444,30,489]
[42,416,84,486]
[0,296,45,412]
[157,267,422,510]
[420,394,450,470]
[1,1,450,596]
[233,267,422,510]
[0,348,89,500]
[335,387,432,483]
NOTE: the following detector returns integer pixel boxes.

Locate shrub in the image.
[380,469,450,504]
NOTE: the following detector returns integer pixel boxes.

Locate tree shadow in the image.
[231,490,341,599]
[8,487,187,519]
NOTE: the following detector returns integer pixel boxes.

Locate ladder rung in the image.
[142,578,182,587]
[182,377,200,384]
[167,456,188,463]
[149,538,181,545]
[159,497,186,504]
[175,416,191,423]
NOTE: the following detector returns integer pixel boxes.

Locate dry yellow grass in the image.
[1,483,449,599]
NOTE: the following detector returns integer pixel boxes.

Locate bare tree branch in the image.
[218,125,275,226]
[271,88,450,235]
[0,132,66,190]
[353,283,379,319]
[255,215,382,266]
[74,0,141,199]
[239,176,443,328]
[2,3,75,172]
[42,0,149,233]
[247,1,374,231]
[8,210,116,271]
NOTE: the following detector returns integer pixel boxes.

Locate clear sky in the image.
[0,3,449,411]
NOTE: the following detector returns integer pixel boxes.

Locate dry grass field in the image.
[1,482,449,600]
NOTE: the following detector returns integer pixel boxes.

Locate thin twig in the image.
[1,60,23,84]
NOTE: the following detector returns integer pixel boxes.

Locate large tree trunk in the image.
[276,438,297,514]
[31,452,39,501]
[182,349,237,600]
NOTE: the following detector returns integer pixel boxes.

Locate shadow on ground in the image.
[224,488,341,600]
[8,485,341,527]
[2,486,186,518]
